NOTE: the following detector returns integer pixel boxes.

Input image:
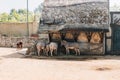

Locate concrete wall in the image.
[0,21,39,37]
[106,27,112,52]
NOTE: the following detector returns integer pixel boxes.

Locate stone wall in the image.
[0,35,38,48]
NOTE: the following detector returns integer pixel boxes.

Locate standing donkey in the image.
[36,41,46,56]
[44,43,50,56]
[61,40,80,55]
[48,42,58,56]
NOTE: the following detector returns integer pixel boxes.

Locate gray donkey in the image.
[61,40,80,55]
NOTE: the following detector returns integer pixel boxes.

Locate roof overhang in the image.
[38,24,109,33]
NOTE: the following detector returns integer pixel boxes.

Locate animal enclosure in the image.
[48,31,104,55]
[38,0,109,55]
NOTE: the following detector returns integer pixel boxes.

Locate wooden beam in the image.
[103,33,106,55]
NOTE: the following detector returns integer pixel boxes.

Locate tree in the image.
[17,9,34,22]
[0,13,9,22]
[18,9,27,14]
[9,9,20,22]
[0,9,34,22]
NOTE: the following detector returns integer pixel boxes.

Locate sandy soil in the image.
[0,48,120,80]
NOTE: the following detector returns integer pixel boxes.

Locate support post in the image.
[27,0,29,37]
[103,33,106,55]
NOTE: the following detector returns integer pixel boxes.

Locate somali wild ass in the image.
[49,42,58,56]
[36,42,46,56]
[61,40,80,55]
[44,44,50,56]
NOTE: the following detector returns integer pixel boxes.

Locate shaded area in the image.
[0,48,120,61]
[23,55,120,61]
[2,53,25,58]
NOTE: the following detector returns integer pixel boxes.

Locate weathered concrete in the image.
[0,22,38,37]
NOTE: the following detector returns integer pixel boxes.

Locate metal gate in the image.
[112,26,120,51]
[111,12,120,54]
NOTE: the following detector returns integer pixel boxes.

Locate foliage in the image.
[0,13,9,22]
[0,9,34,22]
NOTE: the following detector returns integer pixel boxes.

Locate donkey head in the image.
[61,40,67,47]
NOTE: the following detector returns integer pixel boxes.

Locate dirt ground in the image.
[0,48,120,80]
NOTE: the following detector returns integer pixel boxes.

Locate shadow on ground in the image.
[2,52,25,58]
[2,51,120,61]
